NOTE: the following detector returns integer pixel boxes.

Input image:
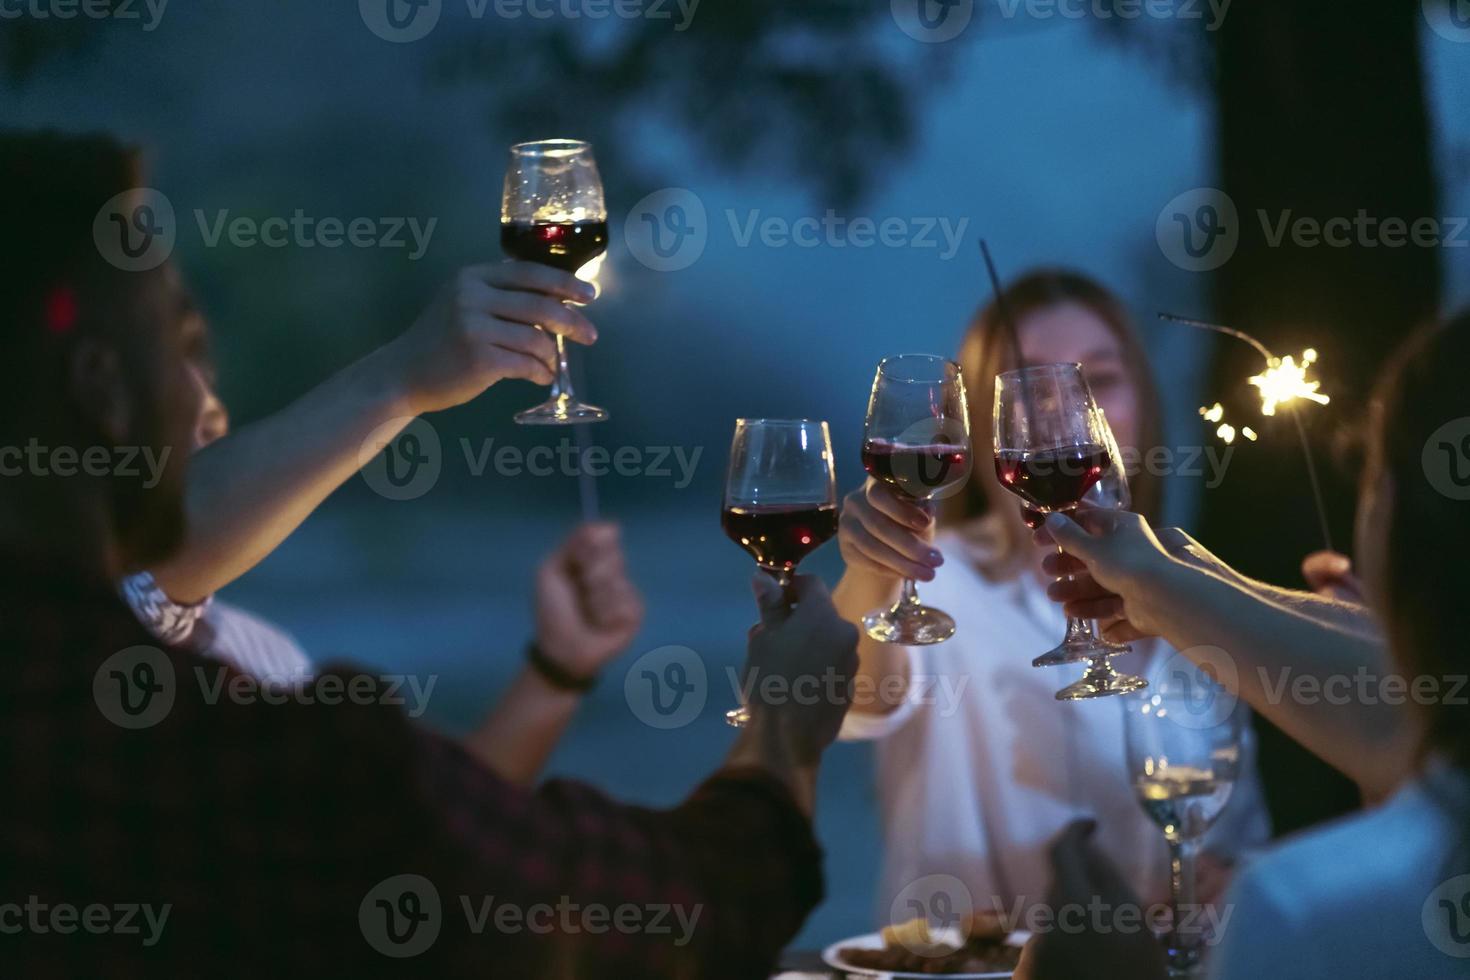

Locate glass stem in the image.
[1167,838,1202,977]
[1065,617,1100,643]
[891,578,921,617]
[551,333,574,402]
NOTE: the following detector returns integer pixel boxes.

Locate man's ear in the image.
[68,338,132,446]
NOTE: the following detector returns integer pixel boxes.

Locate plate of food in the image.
[822,912,1028,978]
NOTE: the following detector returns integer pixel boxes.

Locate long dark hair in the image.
[941,269,1165,578]
[1370,308,1470,769]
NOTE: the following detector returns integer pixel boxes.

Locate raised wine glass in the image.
[1053,408,1149,700]
[722,419,838,727]
[993,363,1138,685]
[501,139,609,425]
[1125,669,1241,978]
[860,355,973,646]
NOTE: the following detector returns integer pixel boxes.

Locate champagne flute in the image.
[993,363,1132,678]
[859,355,973,646]
[501,139,609,425]
[721,419,838,727]
[1053,408,1148,700]
[1125,672,1241,978]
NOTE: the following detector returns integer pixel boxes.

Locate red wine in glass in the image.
[1020,505,1045,530]
[993,444,1111,513]
[861,438,971,501]
[500,219,609,273]
[722,503,839,575]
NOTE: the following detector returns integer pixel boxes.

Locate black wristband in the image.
[526,641,598,693]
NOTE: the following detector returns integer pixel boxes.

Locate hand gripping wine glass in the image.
[501,139,609,424]
[1052,408,1149,700]
[1125,670,1241,978]
[993,363,1142,691]
[721,419,839,727]
[860,355,973,646]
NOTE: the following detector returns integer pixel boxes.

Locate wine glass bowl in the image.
[993,365,1146,695]
[721,419,838,727]
[1125,671,1241,977]
[501,139,610,425]
[859,354,972,647]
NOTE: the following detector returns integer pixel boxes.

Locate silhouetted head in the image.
[0,130,193,576]
[1361,307,1470,768]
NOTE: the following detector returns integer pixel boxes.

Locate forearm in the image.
[1147,560,1413,795]
[832,568,910,716]
[724,714,820,817]
[464,666,582,785]
[152,344,411,602]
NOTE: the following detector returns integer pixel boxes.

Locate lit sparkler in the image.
[1160,313,1335,550]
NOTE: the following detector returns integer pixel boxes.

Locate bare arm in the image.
[152,263,598,603]
[1045,512,1415,799]
[465,524,643,784]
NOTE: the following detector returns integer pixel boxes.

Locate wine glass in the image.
[860,355,973,646]
[1125,670,1242,978]
[1053,408,1149,700]
[993,363,1136,682]
[721,419,838,727]
[501,139,609,425]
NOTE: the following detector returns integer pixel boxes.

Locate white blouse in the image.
[840,529,1271,922]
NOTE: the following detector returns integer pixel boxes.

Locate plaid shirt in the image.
[0,568,823,978]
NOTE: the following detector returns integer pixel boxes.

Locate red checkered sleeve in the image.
[405,728,825,979]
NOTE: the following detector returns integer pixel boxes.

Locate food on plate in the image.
[841,911,1022,975]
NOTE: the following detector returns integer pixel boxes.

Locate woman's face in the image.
[1015,301,1141,453]
[180,312,229,452]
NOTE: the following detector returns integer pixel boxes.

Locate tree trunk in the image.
[1204,0,1441,834]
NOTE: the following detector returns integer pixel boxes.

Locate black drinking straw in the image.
[980,240,1025,371]
[1158,312,1334,553]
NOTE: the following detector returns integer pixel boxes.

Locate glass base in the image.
[1056,662,1148,701]
[863,604,956,646]
[1033,635,1132,668]
[515,395,608,426]
[725,706,750,728]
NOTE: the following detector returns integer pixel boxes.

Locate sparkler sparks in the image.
[1248,349,1330,417]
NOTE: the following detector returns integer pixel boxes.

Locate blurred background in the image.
[3,0,1468,947]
